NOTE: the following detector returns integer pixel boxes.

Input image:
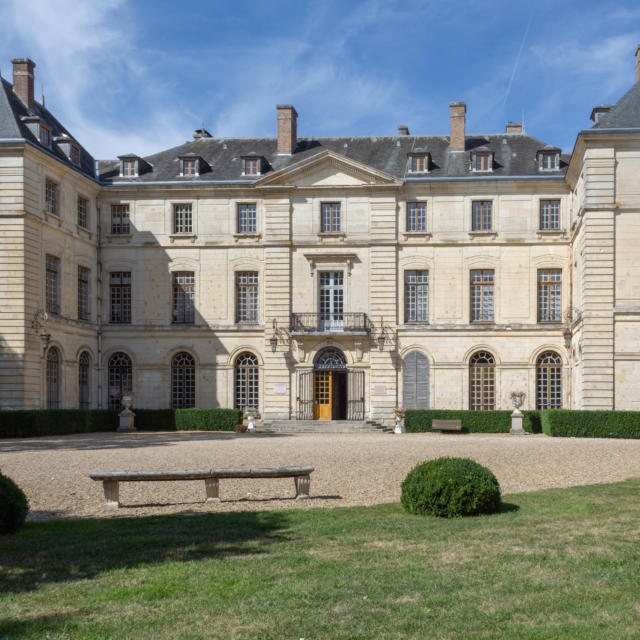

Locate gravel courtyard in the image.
[1,431,639,521]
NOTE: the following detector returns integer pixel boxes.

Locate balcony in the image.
[290,312,371,335]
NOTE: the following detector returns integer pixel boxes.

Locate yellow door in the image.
[314,371,332,420]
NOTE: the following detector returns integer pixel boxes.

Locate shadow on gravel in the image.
[0,509,290,595]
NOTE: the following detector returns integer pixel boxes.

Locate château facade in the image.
[1,49,640,422]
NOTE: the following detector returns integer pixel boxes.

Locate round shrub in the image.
[0,471,29,534]
[401,457,501,517]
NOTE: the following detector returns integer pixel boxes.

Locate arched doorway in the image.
[313,347,347,420]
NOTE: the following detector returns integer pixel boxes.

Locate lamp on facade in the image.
[39,329,51,353]
[562,328,572,350]
[269,334,278,352]
[376,319,385,351]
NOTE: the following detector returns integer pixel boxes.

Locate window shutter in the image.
[403,352,417,409]
[416,352,429,409]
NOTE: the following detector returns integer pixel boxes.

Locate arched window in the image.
[469,351,495,410]
[46,347,60,408]
[108,352,132,410]
[536,351,562,409]
[172,352,195,408]
[234,352,259,410]
[78,351,91,409]
[403,351,429,409]
[314,347,347,370]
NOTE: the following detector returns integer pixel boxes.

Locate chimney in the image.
[397,125,410,136]
[636,44,640,83]
[505,121,522,134]
[590,105,612,124]
[193,128,212,139]
[277,104,298,155]
[449,101,466,151]
[11,58,36,110]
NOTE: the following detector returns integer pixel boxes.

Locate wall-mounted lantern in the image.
[562,328,572,350]
[269,334,278,352]
[40,330,51,353]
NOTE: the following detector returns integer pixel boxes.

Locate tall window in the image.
[46,255,60,315]
[536,351,562,409]
[470,269,494,322]
[77,196,88,228]
[235,271,259,323]
[108,352,132,409]
[404,270,429,322]
[321,203,341,233]
[46,347,60,409]
[235,352,259,410]
[172,272,195,324]
[111,204,130,234]
[78,351,91,409]
[410,155,428,173]
[237,203,257,233]
[173,204,193,234]
[45,180,58,216]
[77,266,90,321]
[537,269,562,322]
[171,352,195,408]
[540,200,560,230]
[407,202,426,232]
[472,201,492,231]
[243,158,260,175]
[469,351,495,410]
[109,272,131,324]
[473,153,492,171]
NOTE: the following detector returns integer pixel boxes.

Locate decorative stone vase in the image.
[394,415,404,434]
[121,395,133,410]
[116,395,136,433]
[511,392,525,410]
[509,391,525,435]
[247,414,256,431]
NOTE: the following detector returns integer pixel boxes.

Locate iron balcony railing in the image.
[290,312,371,334]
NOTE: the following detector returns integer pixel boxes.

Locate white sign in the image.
[373,384,387,396]
[274,384,288,394]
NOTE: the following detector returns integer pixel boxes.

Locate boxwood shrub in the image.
[0,472,29,534]
[174,408,242,431]
[541,409,640,439]
[405,409,540,434]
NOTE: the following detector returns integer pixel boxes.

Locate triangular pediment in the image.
[255,150,402,187]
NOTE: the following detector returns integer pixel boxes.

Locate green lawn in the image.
[1,480,639,639]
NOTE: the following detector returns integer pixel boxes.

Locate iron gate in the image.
[296,369,365,420]
[296,370,313,419]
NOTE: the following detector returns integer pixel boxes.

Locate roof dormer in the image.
[537,148,561,171]
[178,153,209,177]
[54,133,81,166]
[20,115,50,148]
[408,152,430,173]
[471,149,493,172]
[242,155,265,176]
[117,154,151,178]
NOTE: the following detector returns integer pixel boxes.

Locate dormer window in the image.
[538,151,560,171]
[121,159,137,177]
[243,157,260,176]
[472,152,492,172]
[182,158,198,176]
[39,126,50,147]
[409,154,428,173]
[70,145,80,166]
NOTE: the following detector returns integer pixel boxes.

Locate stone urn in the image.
[509,391,525,435]
[116,395,136,433]
[394,415,404,434]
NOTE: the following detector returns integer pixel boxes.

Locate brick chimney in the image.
[397,125,410,135]
[11,58,36,110]
[277,104,298,155]
[449,101,466,151]
[636,44,640,83]
[505,121,522,133]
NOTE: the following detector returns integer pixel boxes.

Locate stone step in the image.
[259,419,392,434]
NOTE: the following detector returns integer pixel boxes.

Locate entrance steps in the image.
[260,419,392,434]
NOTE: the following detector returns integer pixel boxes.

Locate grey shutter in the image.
[403,352,417,409]
[416,352,429,409]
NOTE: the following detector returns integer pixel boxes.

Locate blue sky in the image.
[1,0,638,158]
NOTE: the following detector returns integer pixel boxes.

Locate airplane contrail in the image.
[503,14,533,106]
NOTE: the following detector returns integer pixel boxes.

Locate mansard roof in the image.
[98,131,569,185]
[0,77,95,178]
[592,81,640,129]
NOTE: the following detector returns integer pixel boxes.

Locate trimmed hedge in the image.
[174,408,243,431]
[134,410,177,431]
[541,409,640,439]
[405,409,540,434]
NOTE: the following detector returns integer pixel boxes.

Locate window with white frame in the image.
[406,202,426,232]
[77,266,90,321]
[470,269,494,322]
[321,203,341,233]
[538,152,559,171]
[110,204,130,234]
[243,157,260,175]
[46,254,60,315]
[108,352,132,409]
[45,180,58,216]
[46,347,60,409]
[536,351,562,409]
[109,271,131,323]
[469,351,495,410]
[234,352,259,410]
[237,203,257,233]
[472,201,492,231]
[77,196,88,228]
[171,352,195,408]
[409,155,428,173]
[121,159,137,177]
[78,351,91,409]
[540,200,560,230]
[404,270,429,322]
[173,203,193,234]
[182,159,198,176]
[537,269,562,322]
[235,271,259,323]
[172,271,195,324]
[473,153,492,172]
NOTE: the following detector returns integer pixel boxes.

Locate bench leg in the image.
[205,477,221,503]
[103,480,120,508]
[295,474,310,500]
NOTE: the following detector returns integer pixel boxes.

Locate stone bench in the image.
[432,419,463,432]
[89,466,314,508]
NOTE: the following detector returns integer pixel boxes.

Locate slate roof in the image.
[98,132,568,185]
[592,81,640,129]
[0,77,95,178]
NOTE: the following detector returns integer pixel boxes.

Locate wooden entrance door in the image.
[314,370,332,420]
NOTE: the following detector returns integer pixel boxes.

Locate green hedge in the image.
[541,409,640,439]
[174,408,242,431]
[405,409,540,434]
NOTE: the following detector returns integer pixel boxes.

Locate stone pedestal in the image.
[247,414,256,431]
[394,416,404,434]
[117,409,136,433]
[510,409,525,435]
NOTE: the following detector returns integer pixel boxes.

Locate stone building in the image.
[1,48,639,422]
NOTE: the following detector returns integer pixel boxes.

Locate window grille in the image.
[536,351,562,409]
[45,180,58,216]
[410,155,427,172]
[108,352,132,409]
[540,200,560,230]
[235,271,259,322]
[472,201,492,231]
[77,266,90,321]
[473,154,492,171]
[314,347,347,369]
[78,351,91,409]
[469,351,495,410]
[234,352,259,410]
[182,159,197,176]
[172,271,195,324]
[46,347,60,409]
[321,203,341,233]
[237,203,257,233]
[77,196,89,228]
[470,269,494,322]
[243,158,259,175]
[407,202,426,232]
[171,352,195,408]
[537,269,562,322]
[173,204,193,234]
[46,255,60,315]
[404,270,429,322]
[109,272,131,323]
[110,204,130,234]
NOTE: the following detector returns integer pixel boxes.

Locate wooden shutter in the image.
[403,352,417,409]
[416,352,429,409]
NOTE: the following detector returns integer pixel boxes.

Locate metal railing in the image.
[290,312,370,334]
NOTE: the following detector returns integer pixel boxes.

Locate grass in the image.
[1,480,639,639]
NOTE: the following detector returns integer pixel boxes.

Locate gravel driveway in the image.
[1,431,639,521]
